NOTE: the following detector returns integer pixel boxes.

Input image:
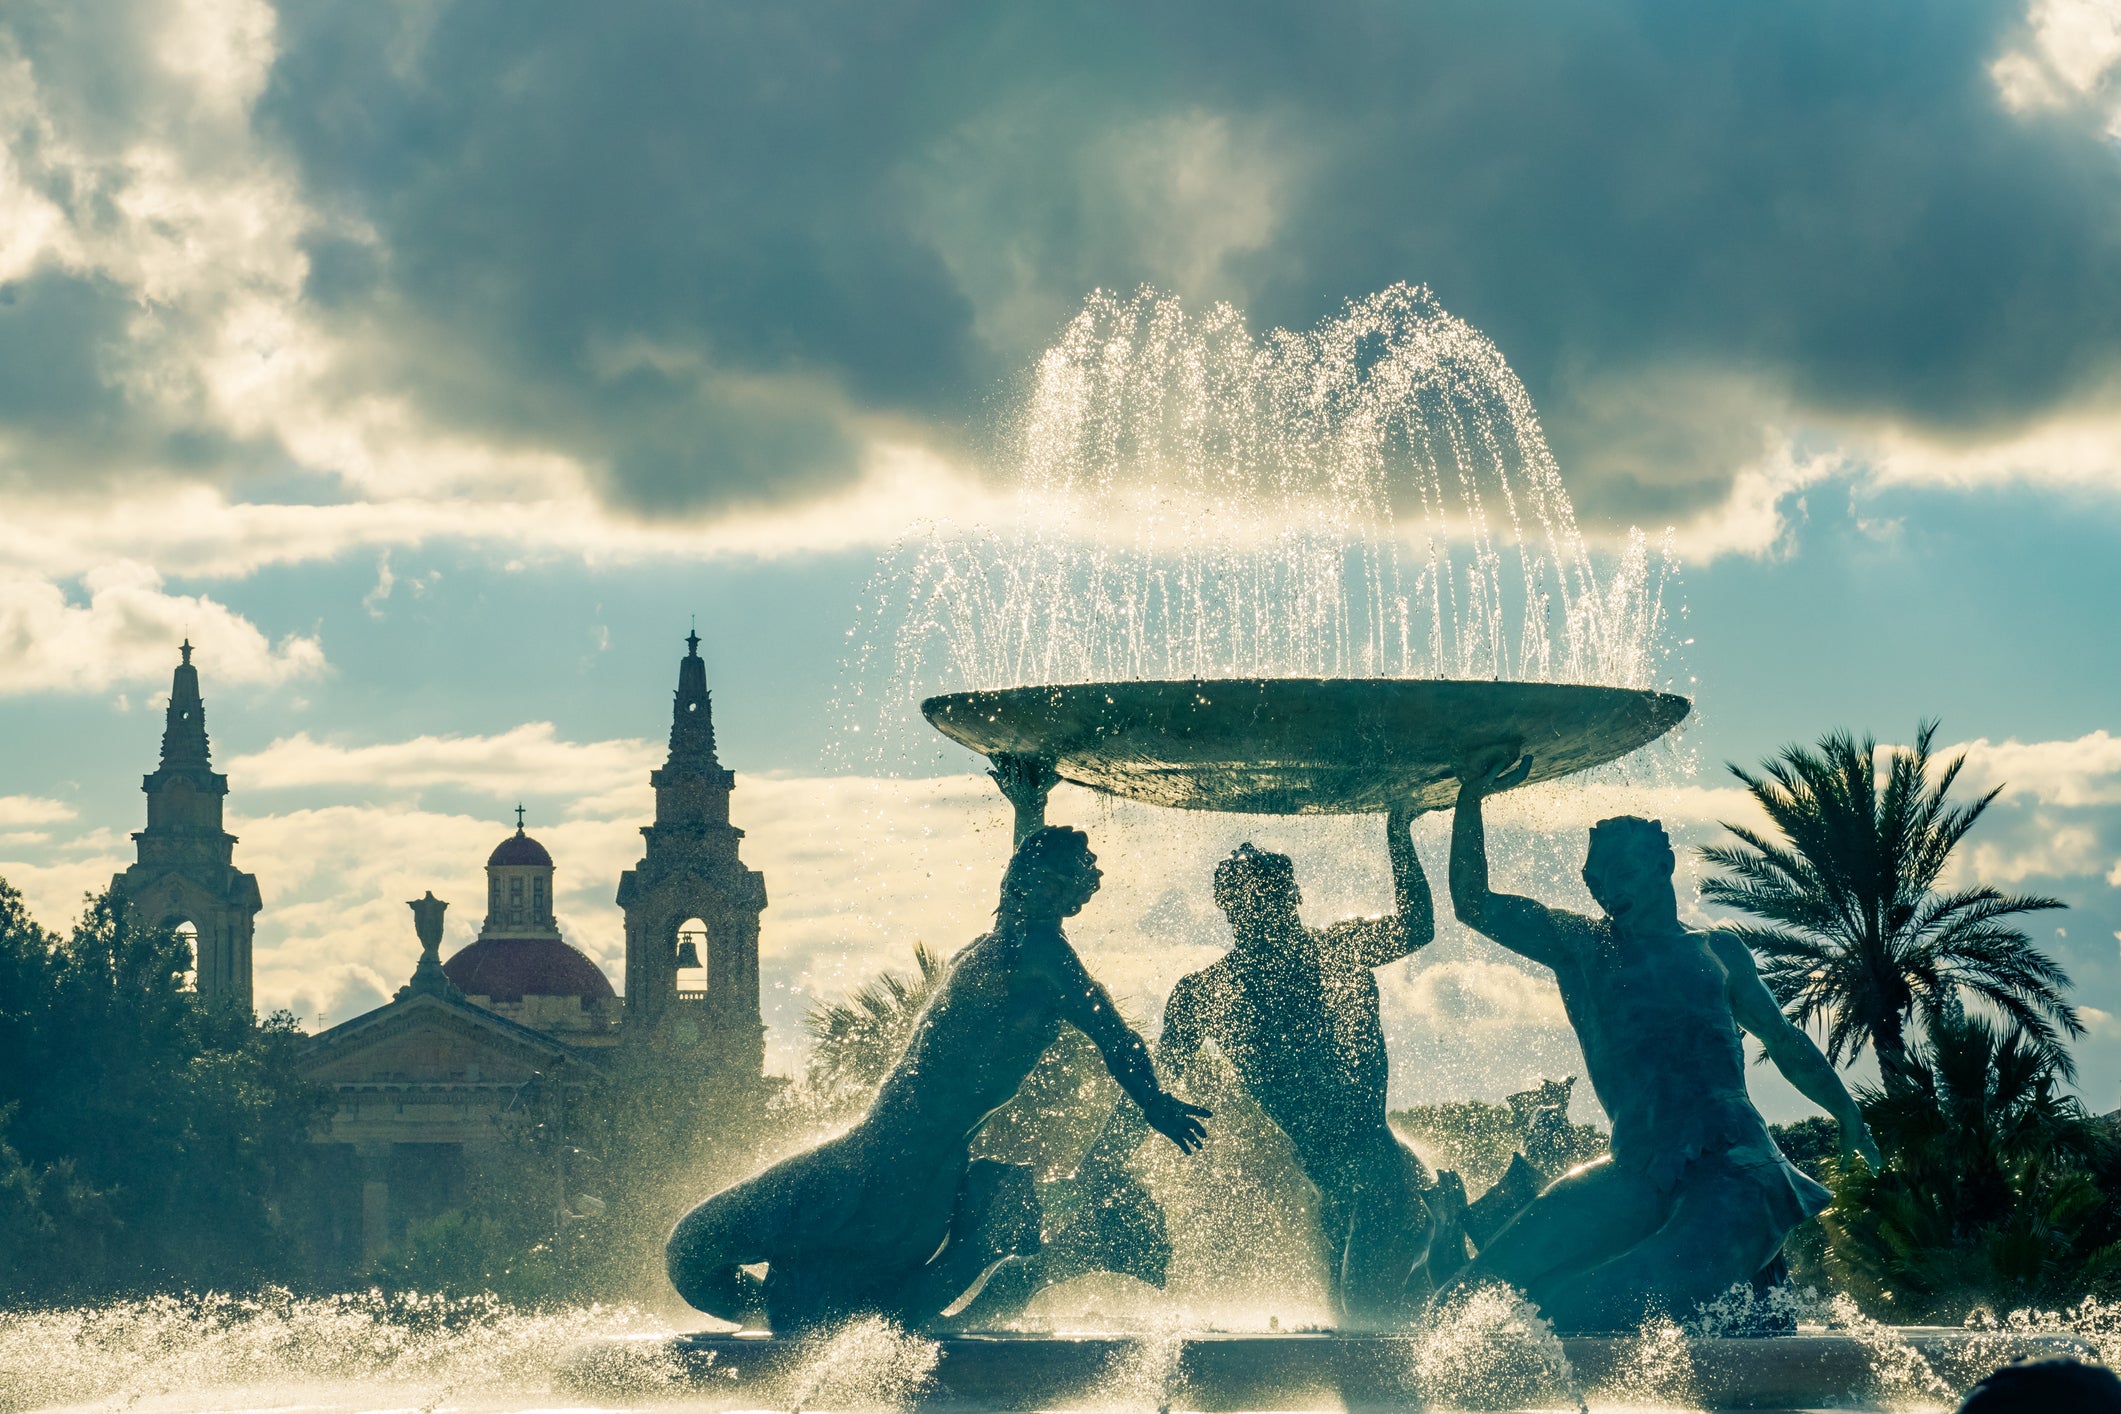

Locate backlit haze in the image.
[2,0,2119,1127]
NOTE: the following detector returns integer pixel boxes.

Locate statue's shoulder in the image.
[1168,961,1227,1006]
[1700,926,1761,971]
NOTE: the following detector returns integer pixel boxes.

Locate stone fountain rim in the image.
[919,677,1692,816]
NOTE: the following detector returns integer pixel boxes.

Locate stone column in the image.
[357,1146,391,1261]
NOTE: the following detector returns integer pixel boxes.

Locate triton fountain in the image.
[629,289,2079,1409]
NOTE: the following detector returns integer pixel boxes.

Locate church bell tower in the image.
[616,631,766,1071]
[113,643,264,1008]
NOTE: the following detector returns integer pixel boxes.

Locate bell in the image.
[674,938,703,971]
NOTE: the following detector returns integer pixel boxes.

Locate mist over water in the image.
[15,1286,2119,1412]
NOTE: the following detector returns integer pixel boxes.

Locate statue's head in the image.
[999,825,1102,918]
[1214,843,1302,939]
[1581,816,1677,919]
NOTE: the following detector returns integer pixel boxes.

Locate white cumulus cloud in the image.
[0,562,322,695]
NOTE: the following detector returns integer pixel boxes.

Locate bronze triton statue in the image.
[1443,751,1880,1331]
[666,825,1211,1332]
[1053,804,1448,1326]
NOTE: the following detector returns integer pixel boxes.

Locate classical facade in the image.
[112,643,263,1008]
[300,888,598,1263]
[287,631,769,1260]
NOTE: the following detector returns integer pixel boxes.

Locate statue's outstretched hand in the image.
[1454,747,1533,800]
[1840,1115,1884,1170]
[1143,1091,1212,1155]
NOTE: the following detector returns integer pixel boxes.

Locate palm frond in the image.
[1696,721,2077,1079]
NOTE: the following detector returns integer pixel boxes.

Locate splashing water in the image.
[1589,1313,1700,1410]
[1825,1293,1957,1410]
[856,285,1679,756]
[1406,1282,1580,1411]
[0,1289,679,1413]
[779,1316,941,1413]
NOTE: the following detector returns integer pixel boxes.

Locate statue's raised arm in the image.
[1319,802,1438,968]
[1448,752,1594,971]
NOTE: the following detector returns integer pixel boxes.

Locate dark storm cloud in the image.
[0,272,261,484]
[1175,0,2121,512]
[12,0,2117,522]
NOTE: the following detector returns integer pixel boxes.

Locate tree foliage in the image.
[0,881,326,1299]
[1700,722,2075,1078]
[1823,1016,2121,1320]
[802,941,946,1108]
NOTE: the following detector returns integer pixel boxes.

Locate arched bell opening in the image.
[674,917,709,999]
[172,919,200,992]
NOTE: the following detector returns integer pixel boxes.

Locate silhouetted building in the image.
[617,629,768,1072]
[445,812,622,1043]
[111,642,263,1008]
[294,631,769,1262]
[301,892,592,1264]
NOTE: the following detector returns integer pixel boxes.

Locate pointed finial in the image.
[179,639,193,666]
[514,803,526,831]
[686,619,700,657]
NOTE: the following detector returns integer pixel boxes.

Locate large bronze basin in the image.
[922,678,1690,814]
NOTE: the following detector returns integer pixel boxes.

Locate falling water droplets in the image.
[848,285,1681,765]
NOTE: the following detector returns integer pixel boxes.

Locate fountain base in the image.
[565,1327,2091,1410]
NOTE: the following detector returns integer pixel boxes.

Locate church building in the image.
[114,633,771,1264]
[111,642,263,1007]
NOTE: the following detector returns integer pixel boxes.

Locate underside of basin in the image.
[921,678,1690,815]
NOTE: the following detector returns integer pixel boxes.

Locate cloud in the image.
[0,561,322,695]
[1955,731,2121,807]
[0,826,130,938]
[1993,0,2121,129]
[0,795,73,827]
[0,0,2115,595]
[226,722,653,803]
[1964,818,2113,886]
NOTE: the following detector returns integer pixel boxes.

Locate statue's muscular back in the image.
[1169,931,1392,1171]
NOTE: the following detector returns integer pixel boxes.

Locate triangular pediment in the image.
[302,991,585,1085]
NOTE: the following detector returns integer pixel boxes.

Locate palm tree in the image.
[802,942,945,1105]
[1699,722,2076,1082]
[1822,1015,2121,1317]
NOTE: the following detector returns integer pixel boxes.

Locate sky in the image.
[1,0,2119,1125]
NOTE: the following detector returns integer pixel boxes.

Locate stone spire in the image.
[669,627,718,765]
[617,628,766,1056]
[158,639,212,772]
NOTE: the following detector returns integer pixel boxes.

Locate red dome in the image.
[488,831,554,867]
[443,936,615,1003]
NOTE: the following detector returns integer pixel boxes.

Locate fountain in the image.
[613,289,2082,1409]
